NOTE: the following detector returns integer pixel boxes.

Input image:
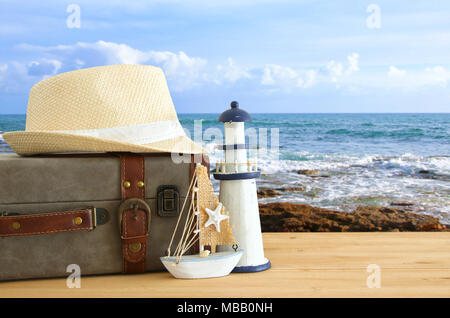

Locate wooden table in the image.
[1,233,449,298]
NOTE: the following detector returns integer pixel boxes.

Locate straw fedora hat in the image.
[3,64,204,156]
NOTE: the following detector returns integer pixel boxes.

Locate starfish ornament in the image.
[204,202,229,232]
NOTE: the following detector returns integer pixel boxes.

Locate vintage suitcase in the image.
[0,152,208,281]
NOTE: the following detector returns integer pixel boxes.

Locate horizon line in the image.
[1,112,450,116]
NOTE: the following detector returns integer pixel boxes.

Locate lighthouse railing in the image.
[215,161,259,174]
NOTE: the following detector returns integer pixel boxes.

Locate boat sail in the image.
[160,164,243,279]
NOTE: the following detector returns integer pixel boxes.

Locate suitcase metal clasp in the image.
[157,185,180,217]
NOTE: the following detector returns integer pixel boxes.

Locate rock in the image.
[279,186,306,192]
[257,188,282,198]
[418,170,430,174]
[420,223,443,231]
[257,186,306,198]
[258,202,447,232]
[390,201,414,207]
[297,169,320,175]
[303,188,323,198]
[297,169,330,178]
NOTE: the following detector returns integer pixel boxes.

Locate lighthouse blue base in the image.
[232,259,271,273]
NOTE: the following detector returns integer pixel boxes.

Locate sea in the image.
[1,113,449,224]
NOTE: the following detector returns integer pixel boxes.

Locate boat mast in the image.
[195,163,204,253]
[166,170,198,259]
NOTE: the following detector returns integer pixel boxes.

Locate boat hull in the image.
[160,250,244,279]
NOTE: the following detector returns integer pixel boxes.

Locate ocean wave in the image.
[0,133,13,152]
[206,143,450,177]
[244,150,450,223]
[180,118,326,128]
[325,128,427,139]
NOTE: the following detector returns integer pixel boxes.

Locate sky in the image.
[0,0,449,114]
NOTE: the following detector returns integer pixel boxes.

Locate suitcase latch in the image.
[157,185,179,217]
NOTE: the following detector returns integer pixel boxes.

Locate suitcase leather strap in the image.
[119,154,150,274]
[0,208,96,237]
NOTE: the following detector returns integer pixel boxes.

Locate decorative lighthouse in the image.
[214,101,271,273]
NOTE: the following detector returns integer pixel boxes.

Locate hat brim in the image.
[3,131,206,156]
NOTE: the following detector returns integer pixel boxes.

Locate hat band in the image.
[54,120,186,145]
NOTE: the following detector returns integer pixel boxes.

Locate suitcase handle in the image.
[0,207,103,237]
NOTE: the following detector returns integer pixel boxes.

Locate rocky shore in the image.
[259,202,448,232]
[257,173,448,232]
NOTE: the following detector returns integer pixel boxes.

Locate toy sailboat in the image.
[160,164,243,279]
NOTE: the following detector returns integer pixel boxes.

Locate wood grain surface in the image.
[1,233,449,298]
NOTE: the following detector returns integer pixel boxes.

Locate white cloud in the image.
[0,64,7,74]
[326,60,343,82]
[145,50,207,90]
[260,64,319,91]
[382,65,450,90]
[78,0,298,8]
[0,64,7,86]
[347,53,359,73]
[388,66,406,78]
[27,59,61,77]
[302,69,317,88]
[424,66,450,87]
[217,58,251,83]
[18,41,146,65]
[261,53,359,90]
[17,41,208,91]
[0,61,30,92]
[261,64,297,86]
[325,53,360,83]
[2,42,450,96]
[11,41,255,92]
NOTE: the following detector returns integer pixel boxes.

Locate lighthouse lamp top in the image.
[218,101,252,123]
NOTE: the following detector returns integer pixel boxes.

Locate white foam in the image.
[188,141,450,223]
[205,140,450,176]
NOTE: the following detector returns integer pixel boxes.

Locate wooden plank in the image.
[1,233,449,298]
